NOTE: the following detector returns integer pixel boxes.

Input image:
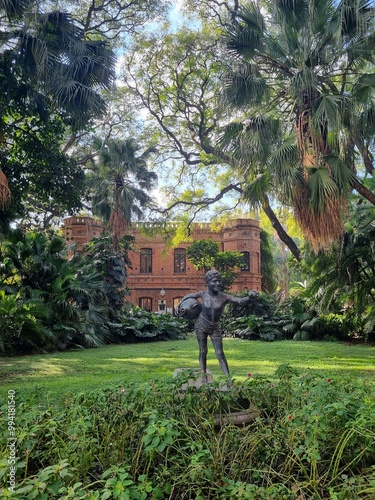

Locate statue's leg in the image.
[211,337,230,378]
[197,334,208,382]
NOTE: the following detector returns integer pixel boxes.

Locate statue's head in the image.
[205,270,222,291]
[205,269,221,283]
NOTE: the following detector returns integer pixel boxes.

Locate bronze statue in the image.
[178,269,258,384]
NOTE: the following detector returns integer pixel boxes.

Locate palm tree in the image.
[0,0,116,207]
[223,0,375,251]
[87,138,158,248]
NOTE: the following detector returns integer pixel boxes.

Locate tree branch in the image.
[159,183,243,214]
[262,195,301,261]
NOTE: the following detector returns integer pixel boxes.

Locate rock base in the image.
[173,368,213,390]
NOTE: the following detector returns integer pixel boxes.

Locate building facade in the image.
[63,216,103,250]
[63,217,262,314]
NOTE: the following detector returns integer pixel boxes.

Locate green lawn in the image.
[1,337,374,402]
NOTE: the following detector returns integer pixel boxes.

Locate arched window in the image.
[241,251,250,272]
[254,252,260,273]
[139,297,152,312]
[140,248,152,273]
[174,248,186,273]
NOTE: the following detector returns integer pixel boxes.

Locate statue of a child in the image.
[179,269,258,384]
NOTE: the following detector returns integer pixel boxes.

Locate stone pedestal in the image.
[173,368,213,390]
[173,368,260,427]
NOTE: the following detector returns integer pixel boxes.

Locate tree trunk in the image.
[262,196,301,261]
[353,179,375,206]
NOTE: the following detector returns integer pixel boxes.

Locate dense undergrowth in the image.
[1,365,374,499]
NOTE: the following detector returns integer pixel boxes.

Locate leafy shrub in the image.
[0,291,50,355]
[221,295,368,342]
[223,314,284,342]
[317,313,364,341]
[117,307,188,342]
[0,230,116,353]
[1,231,178,354]
[1,368,374,499]
[221,295,320,341]
[221,293,282,341]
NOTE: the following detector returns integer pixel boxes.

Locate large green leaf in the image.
[353,73,375,103]
[308,167,339,209]
[324,155,358,188]
[313,94,346,129]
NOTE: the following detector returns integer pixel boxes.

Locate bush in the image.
[317,313,364,341]
[116,307,188,342]
[0,292,50,355]
[221,293,282,341]
[221,295,319,342]
[1,368,374,499]
[221,295,370,343]
[0,230,117,353]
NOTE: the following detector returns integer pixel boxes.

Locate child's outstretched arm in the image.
[227,290,259,306]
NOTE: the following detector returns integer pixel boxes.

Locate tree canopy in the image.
[0,0,117,223]
[1,0,375,310]
[222,0,375,250]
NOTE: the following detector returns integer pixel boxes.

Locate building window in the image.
[255,252,260,273]
[139,297,152,312]
[241,251,250,272]
[140,248,152,273]
[174,248,186,273]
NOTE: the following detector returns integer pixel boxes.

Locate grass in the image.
[1,337,374,402]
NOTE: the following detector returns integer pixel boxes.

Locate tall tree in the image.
[86,138,158,248]
[122,16,301,259]
[0,0,115,214]
[223,0,375,250]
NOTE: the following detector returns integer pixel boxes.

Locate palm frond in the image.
[324,154,358,188]
[312,94,345,130]
[223,65,268,107]
[49,78,107,115]
[217,122,245,151]
[270,135,299,175]
[225,3,265,59]
[242,173,270,209]
[308,166,340,210]
[352,73,375,105]
[0,0,33,21]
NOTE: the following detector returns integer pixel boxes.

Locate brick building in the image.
[63,217,262,314]
[63,216,103,249]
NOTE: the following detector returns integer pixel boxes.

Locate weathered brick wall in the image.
[63,216,102,253]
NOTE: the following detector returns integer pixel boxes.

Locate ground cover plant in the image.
[1,339,375,498]
[0,363,374,499]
